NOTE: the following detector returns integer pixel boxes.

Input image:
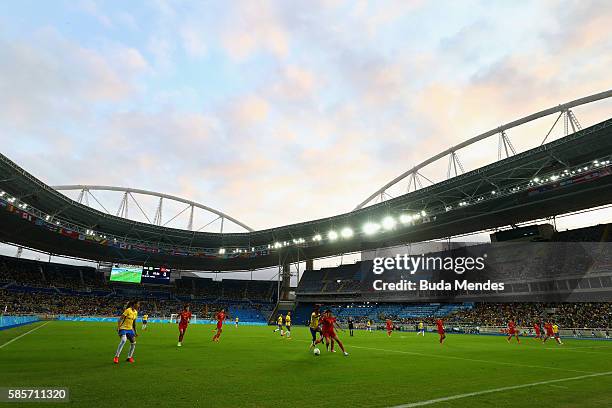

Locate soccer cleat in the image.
[126,357,134,363]
[344,352,349,356]
[113,356,119,364]
[177,342,182,347]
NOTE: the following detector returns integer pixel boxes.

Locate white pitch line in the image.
[0,321,50,350]
[388,370,612,407]
[347,344,594,374]
[265,335,596,375]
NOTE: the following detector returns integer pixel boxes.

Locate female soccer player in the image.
[533,321,541,339]
[273,314,284,336]
[308,305,324,349]
[212,309,226,342]
[315,310,348,356]
[113,300,139,364]
[436,318,446,344]
[284,311,292,339]
[177,305,192,347]
[386,319,393,337]
[542,321,554,343]
[417,321,425,336]
[142,314,149,331]
[507,319,520,343]
[552,323,563,345]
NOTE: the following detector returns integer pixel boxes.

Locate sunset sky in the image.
[1,0,611,240]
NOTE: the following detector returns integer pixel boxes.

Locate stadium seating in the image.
[0,255,276,322]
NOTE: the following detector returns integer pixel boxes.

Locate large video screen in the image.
[141,266,171,284]
[110,265,143,283]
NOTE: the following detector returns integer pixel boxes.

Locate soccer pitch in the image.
[1,321,611,407]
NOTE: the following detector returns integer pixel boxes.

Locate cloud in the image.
[220,1,290,61]
[0,28,149,130]
[180,25,207,58]
[2,0,612,232]
[78,0,113,28]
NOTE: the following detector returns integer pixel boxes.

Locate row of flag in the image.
[0,198,270,260]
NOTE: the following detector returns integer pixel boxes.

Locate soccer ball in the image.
[313,348,321,356]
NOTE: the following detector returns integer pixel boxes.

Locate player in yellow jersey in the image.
[308,305,324,348]
[366,320,372,332]
[552,323,563,345]
[273,314,284,336]
[142,314,149,331]
[235,317,239,328]
[113,300,139,364]
[417,321,425,336]
[284,312,292,339]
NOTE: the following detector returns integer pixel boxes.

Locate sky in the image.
[1,0,612,274]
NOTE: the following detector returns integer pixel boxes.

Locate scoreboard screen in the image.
[141,266,172,284]
[110,265,143,284]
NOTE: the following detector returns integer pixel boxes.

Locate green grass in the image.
[1,321,611,407]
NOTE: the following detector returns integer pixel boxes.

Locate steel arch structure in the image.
[355,89,612,210]
[51,185,254,232]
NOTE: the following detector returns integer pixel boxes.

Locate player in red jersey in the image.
[315,310,348,356]
[533,322,541,339]
[506,320,520,343]
[542,322,554,343]
[177,304,192,347]
[436,318,446,344]
[212,309,227,342]
[386,319,393,337]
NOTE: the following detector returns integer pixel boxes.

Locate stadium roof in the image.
[1,118,612,270]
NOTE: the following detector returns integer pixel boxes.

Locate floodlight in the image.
[399,214,412,224]
[363,222,380,235]
[382,216,396,230]
[328,230,339,241]
[340,227,353,238]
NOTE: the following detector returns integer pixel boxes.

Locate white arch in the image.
[354,89,612,210]
[51,184,254,232]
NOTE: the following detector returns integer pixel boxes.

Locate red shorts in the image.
[216,322,223,330]
[322,329,335,338]
[386,327,392,331]
[508,329,517,335]
[179,324,188,332]
[438,330,445,335]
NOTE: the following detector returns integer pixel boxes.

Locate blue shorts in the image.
[118,329,136,342]
[143,320,148,324]
[310,327,319,341]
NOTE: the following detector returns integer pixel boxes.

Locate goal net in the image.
[170,314,197,324]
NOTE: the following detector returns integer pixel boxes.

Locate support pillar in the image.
[280,262,291,301]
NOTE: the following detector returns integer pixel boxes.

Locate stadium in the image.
[1,2,612,407]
